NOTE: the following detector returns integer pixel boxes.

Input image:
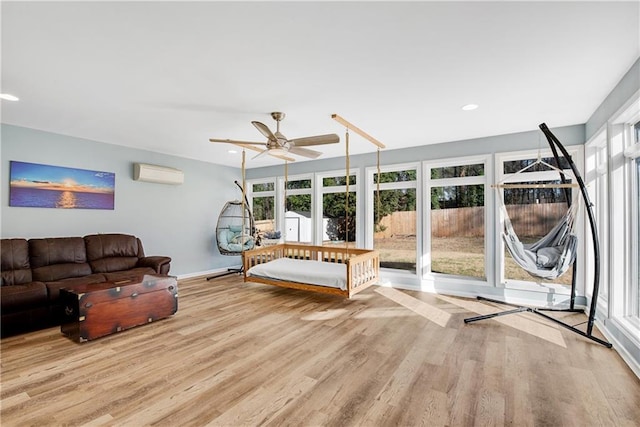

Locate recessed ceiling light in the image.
[462,104,479,111]
[0,93,19,101]
[228,149,238,154]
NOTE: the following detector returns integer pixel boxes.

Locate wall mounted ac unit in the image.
[133,163,184,185]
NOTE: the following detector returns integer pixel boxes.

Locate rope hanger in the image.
[332,114,385,251]
[493,134,579,189]
[493,158,579,189]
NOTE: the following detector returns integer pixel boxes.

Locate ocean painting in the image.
[9,161,115,210]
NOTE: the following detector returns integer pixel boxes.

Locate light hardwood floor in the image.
[1,275,639,426]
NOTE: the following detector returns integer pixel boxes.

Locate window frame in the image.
[494,147,584,295]
[247,179,277,236]
[278,172,314,244]
[423,154,492,284]
[365,162,421,275]
[605,94,640,353]
[314,168,360,247]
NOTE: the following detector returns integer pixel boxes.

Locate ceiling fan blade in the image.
[289,134,340,147]
[252,121,277,141]
[251,149,295,162]
[233,143,266,153]
[209,138,264,146]
[252,149,271,160]
[210,139,268,154]
[288,146,323,159]
[270,153,296,162]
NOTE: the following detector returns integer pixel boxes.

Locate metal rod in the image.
[533,309,612,348]
[545,132,578,310]
[464,307,528,323]
[539,123,601,335]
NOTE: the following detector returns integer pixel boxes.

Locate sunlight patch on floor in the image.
[354,307,418,319]
[437,295,568,348]
[375,287,451,327]
[301,308,349,321]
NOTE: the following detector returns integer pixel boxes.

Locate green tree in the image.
[372,171,417,230]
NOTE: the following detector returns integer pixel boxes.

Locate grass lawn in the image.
[375,236,573,286]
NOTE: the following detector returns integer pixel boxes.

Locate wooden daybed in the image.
[242,243,380,298]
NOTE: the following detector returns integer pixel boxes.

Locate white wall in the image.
[1,124,242,276]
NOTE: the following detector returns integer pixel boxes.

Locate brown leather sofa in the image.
[1,233,171,337]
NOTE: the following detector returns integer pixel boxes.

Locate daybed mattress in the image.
[247,258,347,290]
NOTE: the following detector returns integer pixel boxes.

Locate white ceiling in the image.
[2,1,639,168]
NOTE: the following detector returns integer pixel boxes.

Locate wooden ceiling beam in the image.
[331,114,386,149]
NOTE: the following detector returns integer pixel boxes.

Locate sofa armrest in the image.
[137,256,171,275]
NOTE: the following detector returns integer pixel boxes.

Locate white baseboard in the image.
[596,318,640,379]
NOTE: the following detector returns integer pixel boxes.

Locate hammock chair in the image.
[500,187,579,280]
[207,180,255,280]
[465,123,611,348]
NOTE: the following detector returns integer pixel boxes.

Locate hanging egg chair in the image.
[207,181,256,281]
[216,200,255,255]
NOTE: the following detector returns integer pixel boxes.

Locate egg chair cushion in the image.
[217,228,255,253]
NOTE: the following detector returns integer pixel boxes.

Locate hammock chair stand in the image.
[207,179,255,281]
[206,264,243,281]
[464,123,611,348]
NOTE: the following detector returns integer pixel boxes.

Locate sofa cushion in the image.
[30,237,93,281]
[1,239,33,286]
[29,237,88,267]
[84,234,143,273]
[33,263,94,282]
[0,282,48,313]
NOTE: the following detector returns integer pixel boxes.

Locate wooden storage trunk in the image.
[60,275,178,342]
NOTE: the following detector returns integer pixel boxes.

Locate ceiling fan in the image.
[209,112,340,162]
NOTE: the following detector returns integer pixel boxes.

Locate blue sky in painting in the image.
[10,161,115,193]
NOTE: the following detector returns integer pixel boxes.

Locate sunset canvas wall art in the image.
[9,161,115,209]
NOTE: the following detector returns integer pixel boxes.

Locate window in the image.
[630,121,640,318]
[319,172,357,247]
[251,181,275,235]
[425,159,487,280]
[636,151,640,315]
[608,102,640,359]
[284,177,313,243]
[370,167,418,273]
[498,154,576,287]
[585,130,609,304]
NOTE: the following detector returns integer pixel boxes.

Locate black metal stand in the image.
[465,297,611,347]
[206,266,243,281]
[464,123,612,348]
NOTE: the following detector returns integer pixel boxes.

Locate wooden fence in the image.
[375,203,567,238]
[257,203,568,239]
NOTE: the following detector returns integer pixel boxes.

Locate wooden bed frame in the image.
[242,243,380,298]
